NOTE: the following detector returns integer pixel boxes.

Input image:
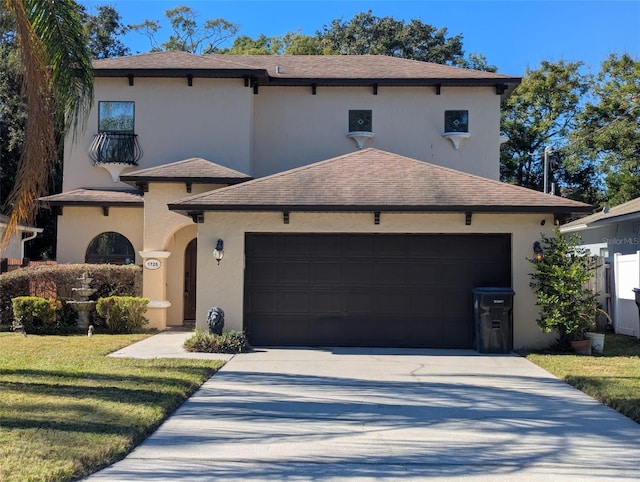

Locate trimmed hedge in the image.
[12,296,59,334]
[183,330,250,354]
[96,296,150,333]
[0,264,142,328]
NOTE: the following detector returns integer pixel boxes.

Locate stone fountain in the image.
[68,272,97,330]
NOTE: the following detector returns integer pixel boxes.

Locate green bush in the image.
[529,227,598,348]
[183,330,250,354]
[12,296,60,334]
[95,296,150,333]
[0,264,142,328]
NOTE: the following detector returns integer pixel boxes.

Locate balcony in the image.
[88,132,143,181]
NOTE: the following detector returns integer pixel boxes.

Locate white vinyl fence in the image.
[613,251,640,338]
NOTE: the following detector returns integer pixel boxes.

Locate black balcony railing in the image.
[88,132,143,165]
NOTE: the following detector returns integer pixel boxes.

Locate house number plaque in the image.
[144,258,162,270]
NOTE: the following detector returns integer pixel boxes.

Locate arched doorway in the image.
[183,238,197,321]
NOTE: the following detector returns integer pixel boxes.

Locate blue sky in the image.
[78,0,639,76]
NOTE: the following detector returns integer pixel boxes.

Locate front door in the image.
[183,238,197,321]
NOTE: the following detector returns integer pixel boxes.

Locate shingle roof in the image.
[119,157,253,185]
[93,52,520,97]
[168,149,591,215]
[561,197,640,231]
[39,189,143,206]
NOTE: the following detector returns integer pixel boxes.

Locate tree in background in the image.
[80,4,130,59]
[572,54,640,206]
[0,9,25,212]
[318,10,465,64]
[1,0,93,251]
[130,5,238,54]
[499,60,596,202]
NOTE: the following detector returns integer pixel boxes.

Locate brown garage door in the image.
[244,234,511,348]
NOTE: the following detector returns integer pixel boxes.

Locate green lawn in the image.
[0,332,224,482]
[526,334,640,424]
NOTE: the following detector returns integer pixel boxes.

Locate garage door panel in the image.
[343,262,375,284]
[344,289,373,313]
[310,262,342,284]
[281,235,310,256]
[279,262,310,283]
[249,261,278,283]
[309,291,342,313]
[343,236,375,257]
[374,290,410,313]
[247,289,278,313]
[278,291,309,313]
[244,234,511,348]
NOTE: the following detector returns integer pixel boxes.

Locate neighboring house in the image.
[0,214,43,263]
[40,52,590,349]
[561,198,640,337]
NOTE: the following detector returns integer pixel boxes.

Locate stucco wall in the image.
[55,206,143,264]
[253,85,501,179]
[64,78,502,192]
[64,77,254,191]
[196,211,555,349]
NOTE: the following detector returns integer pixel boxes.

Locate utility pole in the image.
[543,146,553,194]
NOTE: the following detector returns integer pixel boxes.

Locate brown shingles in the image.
[93,52,519,82]
[39,189,143,206]
[119,157,252,184]
[168,149,591,214]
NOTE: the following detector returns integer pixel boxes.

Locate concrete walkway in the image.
[89,337,640,481]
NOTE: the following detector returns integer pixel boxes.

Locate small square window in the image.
[444,110,468,133]
[99,101,135,133]
[349,110,372,132]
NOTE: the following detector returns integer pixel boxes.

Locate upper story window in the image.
[349,110,372,133]
[444,110,469,133]
[99,101,135,133]
[90,102,142,172]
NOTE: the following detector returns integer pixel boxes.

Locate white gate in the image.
[613,251,640,337]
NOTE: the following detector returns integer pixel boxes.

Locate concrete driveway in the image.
[88,348,640,481]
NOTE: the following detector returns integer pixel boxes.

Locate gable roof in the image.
[119,157,253,186]
[93,52,520,99]
[561,197,640,233]
[168,148,590,216]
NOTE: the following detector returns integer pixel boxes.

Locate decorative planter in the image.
[586,332,605,354]
[570,339,592,355]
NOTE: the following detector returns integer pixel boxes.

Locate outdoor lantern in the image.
[533,241,544,261]
[213,239,224,265]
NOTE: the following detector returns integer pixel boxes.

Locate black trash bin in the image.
[632,288,640,318]
[472,287,515,354]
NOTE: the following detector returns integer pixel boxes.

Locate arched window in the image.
[85,232,135,265]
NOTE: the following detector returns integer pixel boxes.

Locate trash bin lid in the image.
[633,288,640,293]
[473,287,515,295]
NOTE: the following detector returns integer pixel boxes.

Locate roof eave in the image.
[119,176,253,185]
[40,200,144,208]
[168,203,590,215]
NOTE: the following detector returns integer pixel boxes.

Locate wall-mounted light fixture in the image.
[533,241,543,261]
[213,239,224,265]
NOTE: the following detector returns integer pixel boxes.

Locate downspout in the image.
[20,230,41,259]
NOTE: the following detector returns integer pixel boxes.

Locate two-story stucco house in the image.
[41,51,590,349]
